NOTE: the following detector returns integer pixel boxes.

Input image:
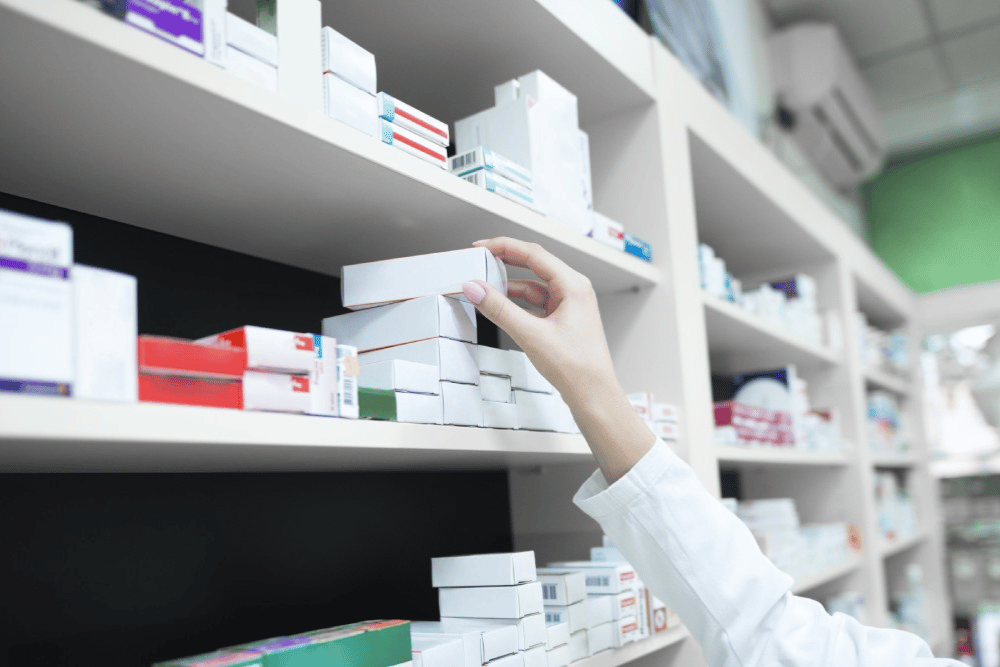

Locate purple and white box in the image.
[124,0,227,64]
[0,210,74,397]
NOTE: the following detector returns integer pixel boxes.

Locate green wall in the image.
[863,133,1000,293]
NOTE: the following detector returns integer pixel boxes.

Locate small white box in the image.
[480,374,513,403]
[585,622,615,655]
[450,146,533,190]
[395,391,444,424]
[381,118,448,169]
[545,562,637,594]
[567,631,588,662]
[542,601,590,634]
[615,616,639,646]
[461,170,536,211]
[358,360,439,394]
[483,400,518,430]
[438,616,545,651]
[653,420,679,441]
[509,352,553,393]
[225,46,278,92]
[320,26,377,94]
[538,572,586,606]
[342,247,507,310]
[442,381,484,426]
[585,597,612,628]
[411,635,464,667]
[545,644,569,667]
[72,265,137,402]
[411,630,479,667]
[587,590,638,620]
[324,73,378,137]
[652,402,679,422]
[359,338,479,385]
[544,622,569,650]
[324,295,477,351]
[522,645,546,667]
[432,551,537,588]
[337,343,360,419]
[242,370,311,413]
[591,212,625,251]
[275,0,323,112]
[226,11,277,66]
[477,346,514,377]
[514,391,576,434]
[378,93,449,146]
[652,600,670,634]
[626,393,652,420]
[309,334,338,417]
[438,582,544,619]
[416,621,519,665]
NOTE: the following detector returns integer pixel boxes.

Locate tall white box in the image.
[359,338,479,385]
[432,552,537,588]
[438,616,545,652]
[442,381,483,426]
[320,25,377,95]
[342,248,507,310]
[0,211,73,396]
[411,635,464,667]
[538,572,586,606]
[358,360,439,395]
[438,582,544,619]
[414,621,519,665]
[544,622,569,650]
[323,72,378,137]
[72,265,137,402]
[323,295,477,351]
[275,0,323,112]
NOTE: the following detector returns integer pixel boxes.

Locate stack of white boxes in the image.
[450,146,536,211]
[627,393,680,444]
[433,552,547,667]
[378,93,450,170]
[478,346,578,433]
[455,71,594,237]
[590,538,676,635]
[224,11,279,92]
[321,25,379,138]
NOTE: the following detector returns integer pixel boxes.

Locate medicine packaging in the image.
[614,616,639,646]
[342,248,506,310]
[377,93,449,147]
[441,381,482,426]
[337,344,360,419]
[72,265,137,402]
[153,648,264,666]
[196,325,315,374]
[410,635,464,667]
[543,562,637,594]
[508,353,553,394]
[389,390,443,424]
[624,233,652,262]
[438,615,545,651]
[483,401,518,430]
[588,545,626,563]
[324,295,477,351]
[461,171,536,211]
[226,11,277,66]
[123,0,207,57]
[538,572,585,607]
[449,146,532,189]
[359,360,440,395]
[513,391,576,433]
[585,621,615,655]
[432,551,537,588]
[138,336,246,379]
[653,420,679,441]
[541,600,590,634]
[359,339,479,386]
[225,46,278,93]
[242,370,312,413]
[521,645,546,667]
[479,374,513,403]
[411,622,518,666]
[585,596,613,627]
[477,346,514,378]
[545,644,569,667]
[138,374,242,409]
[486,653,523,667]
[567,631,588,662]
[320,26,377,95]
[652,402,679,422]
[438,581,544,620]
[381,119,448,169]
[591,212,625,251]
[324,73,378,137]
[627,393,652,420]
[588,589,638,620]
[275,0,323,113]
[544,621,569,650]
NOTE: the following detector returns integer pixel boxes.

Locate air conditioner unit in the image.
[770,23,885,190]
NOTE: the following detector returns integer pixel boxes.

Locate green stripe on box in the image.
[359,387,397,421]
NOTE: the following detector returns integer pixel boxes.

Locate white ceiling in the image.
[762,0,1000,150]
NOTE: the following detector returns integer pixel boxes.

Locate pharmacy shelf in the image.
[870,453,920,468]
[702,293,841,375]
[864,368,911,397]
[0,394,594,472]
[574,626,690,667]
[791,555,864,595]
[854,271,912,331]
[715,445,850,468]
[879,532,928,559]
[0,1,660,295]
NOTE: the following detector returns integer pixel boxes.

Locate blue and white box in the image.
[462,171,536,211]
[450,146,533,190]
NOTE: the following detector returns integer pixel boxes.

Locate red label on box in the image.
[138,336,246,379]
[291,376,309,392]
[138,373,242,409]
[294,334,314,351]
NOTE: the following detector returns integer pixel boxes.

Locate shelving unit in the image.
[864,368,911,397]
[880,532,929,559]
[0,0,953,663]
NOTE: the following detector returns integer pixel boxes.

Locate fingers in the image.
[506,278,552,313]
[463,279,538,343]
[474,237,573,283]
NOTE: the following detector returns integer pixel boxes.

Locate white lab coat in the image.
[573,439,961,667]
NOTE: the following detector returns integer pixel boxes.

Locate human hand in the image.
[461,237,621,407]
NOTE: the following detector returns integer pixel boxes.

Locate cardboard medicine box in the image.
[283,620,412,667]
[521,646,546,667]
[226,46,278,93]
[588,589,638,620]
[377,93,449,147]
[438,582,544,620]
[324,73,378,137]
[358,360,440,395]
[380,119,448,169]
[342,248,506,310]
[411,622,517,666]
[73,265,138,402]
[477,346,513,378]
[542,601,590,634]
[538,572,586,606]
[242,370,312,413]
[487,654,523,667]
[410,635,463,667]
[545,644,569,667]
[615,616,639,646]
[483,400,518,429]
[432,551,536,588]
[359,338,478,386]
[153,649,264,666]
[197,326,315,374]
[323,295,476,352]
[226,11,277,65]
[321,26,377,95]
[450,146,532,189]
[544,621,569,650]
[585,622,615,655]
[437,615,544,651]
[337,344,360,419]
[480,374,512,403]
[545,562,637,594]
[508,351,552,393]
[138,336,246,379]
[567,631,588,662]
[442,381,483,426]
[460,171,536,211]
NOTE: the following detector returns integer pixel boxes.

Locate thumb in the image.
[463,280,537,343]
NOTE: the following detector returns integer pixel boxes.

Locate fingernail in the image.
[463,280,487,304]
[472,239,488,246]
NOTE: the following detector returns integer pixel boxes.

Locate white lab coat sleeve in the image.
[573,439,961,667]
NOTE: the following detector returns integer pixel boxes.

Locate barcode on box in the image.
[462,173,479,185]
[586,576,610,588]
[453,150,476,170]
[343,378,355,405]
[542,583,558,600]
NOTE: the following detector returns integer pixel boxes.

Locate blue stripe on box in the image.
[0,378,72,396]
[0,255,70,279]
[624,234,652,261]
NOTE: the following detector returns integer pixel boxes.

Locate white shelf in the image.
[702,293,841,375]
[870,453,919,468]
[0,0,660,295]
[854,272,912,331]
[864,368,911,397]
[0,394,593,472]
[791,555,864,594]
[879,532,928,559]
[715,445,850,467]
[573,626,689,667]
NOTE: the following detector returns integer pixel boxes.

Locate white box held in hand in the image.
[545,562,637,594]
[342,247,507,310]
[522,645,546,667]
[415,621,519,664]
[324,295,476,351]
[380,119,448,169]
[324,72,378,137]
[72,265,138,402]
[378,93,449,146]
[438,582,544,619]
[226,11,278,66]
[544,621,569,650]
[411,635,464,667]
[320,25,376,94]
[539,572,586,606]
[432,551,537,588]
[438,616,544,652]
[359,338,479,385]
[358,360,439,394]
[545,644,569,667]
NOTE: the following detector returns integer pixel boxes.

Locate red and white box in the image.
[380,118,447,169]
[242,370,312,413]
[138,373,242,409]
[614,616,639,646]
[591,212,624,252]
[197,325,316,374]
[138,335,245,379]
[714,400,793,446]
[377,92,449,146]
[588,589,638,620]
